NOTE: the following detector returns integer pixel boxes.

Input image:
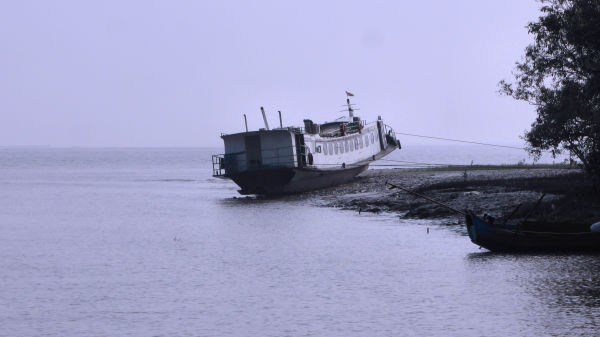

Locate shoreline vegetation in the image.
[316,164,600,226]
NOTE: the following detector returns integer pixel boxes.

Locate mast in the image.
[345,91,355,119]
[346,98,354,119]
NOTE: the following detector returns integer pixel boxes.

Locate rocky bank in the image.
[309,166,600,225]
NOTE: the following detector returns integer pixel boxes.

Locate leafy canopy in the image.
[500,0,600,176]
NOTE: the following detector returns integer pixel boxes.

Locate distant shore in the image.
[315,165,599,225]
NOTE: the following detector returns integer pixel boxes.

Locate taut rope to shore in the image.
[385,181,467,216]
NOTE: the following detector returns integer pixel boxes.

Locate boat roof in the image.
[221,128,299,138]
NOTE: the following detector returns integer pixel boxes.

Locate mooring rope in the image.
[377,158,450,167]
[395,132,527,150]
[386,181,467,216]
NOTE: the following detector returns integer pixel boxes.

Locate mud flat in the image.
[312,165,600,225]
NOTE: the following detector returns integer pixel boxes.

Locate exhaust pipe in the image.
[260,107,269,130]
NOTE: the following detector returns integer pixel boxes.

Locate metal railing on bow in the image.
[383,124,400,147]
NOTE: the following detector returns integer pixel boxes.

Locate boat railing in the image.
[212,154,226,176]
[319,121,365,138]
[212,145,308,176]
[383,123,401,148]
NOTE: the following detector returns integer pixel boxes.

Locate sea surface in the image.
[1,146,598,337]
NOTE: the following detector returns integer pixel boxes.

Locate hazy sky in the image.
[1,0,543,147]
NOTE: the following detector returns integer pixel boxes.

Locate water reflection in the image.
[466,252,600,335]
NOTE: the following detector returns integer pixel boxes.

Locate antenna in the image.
[260,106,270,130]
[244,114,248,132]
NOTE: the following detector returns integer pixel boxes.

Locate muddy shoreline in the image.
[310,166,600,225]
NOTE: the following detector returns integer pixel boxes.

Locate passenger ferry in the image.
[212,94,400,194]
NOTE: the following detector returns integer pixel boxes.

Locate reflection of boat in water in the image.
[212,94,400,195]
[465,212,600,252]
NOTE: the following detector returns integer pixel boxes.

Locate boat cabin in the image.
[215,129,303,175]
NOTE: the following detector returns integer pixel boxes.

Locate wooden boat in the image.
[386,181,600,253]
[212,94,400,195]
[465,212,600,252]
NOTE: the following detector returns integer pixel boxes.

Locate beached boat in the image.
[465,212,600,252]
[212,94,400,195]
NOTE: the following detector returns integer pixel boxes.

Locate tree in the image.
[500,0,600,178]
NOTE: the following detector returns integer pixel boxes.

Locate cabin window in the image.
[329,143,333,154]
[350,139,354,151]
[316,145,322,153]
[345,141,349,152]
[365,135,369,147]
[371,133,375,144]
[358,137,363,148]
[340,142,344,154]
[334,142,339,154]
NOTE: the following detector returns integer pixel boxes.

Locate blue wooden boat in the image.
[465,212,600,252]
[386,181,600,253]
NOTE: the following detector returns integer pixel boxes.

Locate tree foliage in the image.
[500,0,600,177]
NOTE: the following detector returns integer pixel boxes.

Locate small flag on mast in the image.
[345,91,354,97]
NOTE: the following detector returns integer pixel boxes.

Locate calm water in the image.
[1,147,598,337]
